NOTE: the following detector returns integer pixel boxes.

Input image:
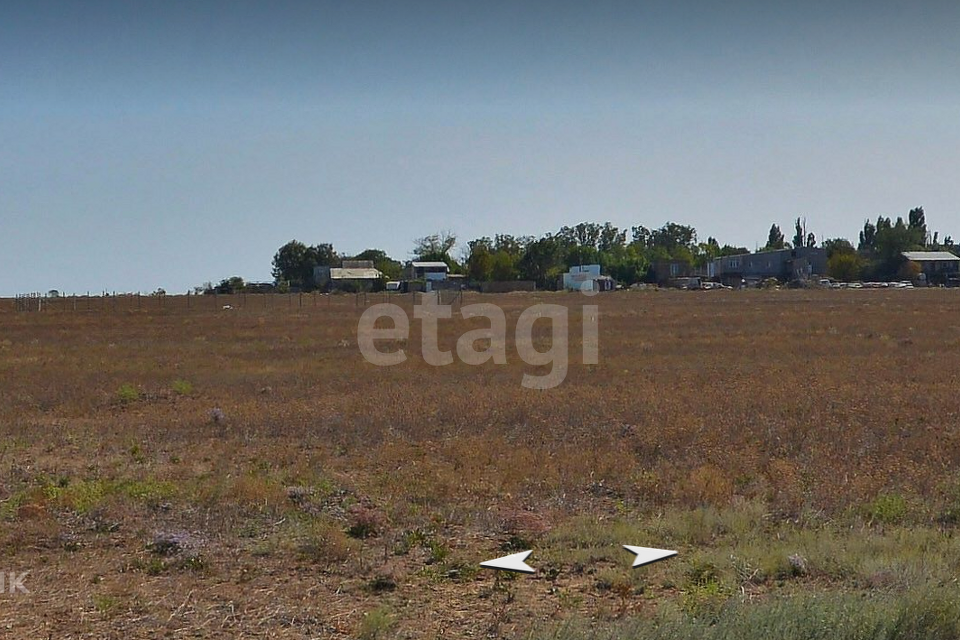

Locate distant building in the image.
[245,282,276,293]
[404,261,450,281]
[712,247,826,286]
[561,264,615,292]
[314,260,384,291]
[902,251,960,285]
[653,260,693,285]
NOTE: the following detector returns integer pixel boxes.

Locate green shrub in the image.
[116,384,140,404]
[357,605,396,640]
[41,477,177,514]
[92,594,121,614]
[172,379,193,396]
[865,493,909,524]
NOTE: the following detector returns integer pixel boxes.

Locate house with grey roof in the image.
[902,251,960,285]
[712,247,827,287]
[314,260,384,291]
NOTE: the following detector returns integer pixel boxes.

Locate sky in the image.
[2,0,960,294]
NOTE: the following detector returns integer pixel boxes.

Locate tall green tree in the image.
[564,244,601,268]
[650,222,697,253]
[630,225,652,247]
[873,217,923,279]
[598,222,627,252]
[465,238,494,282]
[601,243,649,285]
[557,222,603,250]
[858,220,877,254]
[765,224,786,250]
[518,235,564,288]
[214,276,246,294]
[271,240,339,291]
[822,238,856,258]
[493,234,530,259]
[793,218,805,250]
[827,253,865,282]
[908,206,927,246]
[490,250,519,281]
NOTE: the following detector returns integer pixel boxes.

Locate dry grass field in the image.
[2,289,960,639]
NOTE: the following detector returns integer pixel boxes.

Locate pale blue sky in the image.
[2,0,959,294]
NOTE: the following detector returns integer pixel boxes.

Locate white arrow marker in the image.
[480,550,536,574]
[623,545,677,568]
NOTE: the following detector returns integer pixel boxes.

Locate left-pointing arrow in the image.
[480,550,536,574]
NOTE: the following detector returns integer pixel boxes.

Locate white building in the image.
[562,264,615,292]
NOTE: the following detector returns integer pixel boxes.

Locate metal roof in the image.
[411,261,449,269]
[329,268,383,280]
[341,260,375,269]
[902,251,960,262]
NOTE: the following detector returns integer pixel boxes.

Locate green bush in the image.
[116,383,140,404]
[172,379,193,396]
[357,605,396,640]
[865,493,909,524]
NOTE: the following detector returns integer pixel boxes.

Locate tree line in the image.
[204,207,952,292]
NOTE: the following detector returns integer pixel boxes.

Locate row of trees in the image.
[763,218,817,251]
[240,207,951,291]
[460,223,749,289]
[265,222,746,290]
[823,207,954,282]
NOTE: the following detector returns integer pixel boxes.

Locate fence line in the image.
[4,290,470,315]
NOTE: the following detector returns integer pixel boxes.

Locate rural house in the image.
[404,261,450,281]
[314,260,384,291]
[902,251,960,285]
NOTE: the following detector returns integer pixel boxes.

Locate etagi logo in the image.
[358,290,598,389]
[0,571,29,595]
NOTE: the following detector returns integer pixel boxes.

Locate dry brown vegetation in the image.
[2,290,960,638]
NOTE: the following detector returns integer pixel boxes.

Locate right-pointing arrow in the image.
[480,550,536,574]
[623,545,677,568]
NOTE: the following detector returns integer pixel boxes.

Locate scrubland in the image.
[2,290,960,638]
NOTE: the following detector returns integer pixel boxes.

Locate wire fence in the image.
[4,290,467,315]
